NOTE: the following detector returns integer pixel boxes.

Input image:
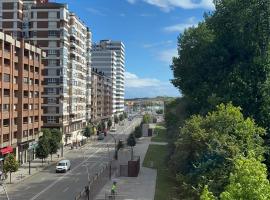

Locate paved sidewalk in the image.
[95,137,157,200]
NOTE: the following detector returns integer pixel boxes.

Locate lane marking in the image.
[29,148,102,200]
[63,187,69,193]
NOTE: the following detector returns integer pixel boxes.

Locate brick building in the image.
[0,32,45,166]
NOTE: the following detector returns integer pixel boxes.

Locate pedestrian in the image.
[111,180,117,198]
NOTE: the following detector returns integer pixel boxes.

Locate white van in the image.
[56,160,71,173]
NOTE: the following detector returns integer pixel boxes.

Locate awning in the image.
[0,146,13,155]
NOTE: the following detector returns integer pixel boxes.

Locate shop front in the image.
[0,146,14,171]
[18,140,35,165]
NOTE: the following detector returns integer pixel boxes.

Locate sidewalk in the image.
[95,137,157,200]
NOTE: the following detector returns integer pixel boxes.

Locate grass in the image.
[151,125,167,142]
[143,144,176,200]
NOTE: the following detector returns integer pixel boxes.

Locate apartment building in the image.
[91,68,112,122]
[0,32,45,166]
[92,40,125,114]
[91,48,117,115]
[0,0,92,145]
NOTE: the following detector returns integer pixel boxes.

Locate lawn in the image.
[143,144,176,200]
[151,125,167,142]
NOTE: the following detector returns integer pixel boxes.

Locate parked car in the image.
[56,160,71,173]
[97,133,105,140]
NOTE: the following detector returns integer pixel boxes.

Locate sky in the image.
[56,0,214,98]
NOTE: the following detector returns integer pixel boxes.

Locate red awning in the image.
[0,146,13,155]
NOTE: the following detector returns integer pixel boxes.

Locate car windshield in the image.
[57,163,66,166]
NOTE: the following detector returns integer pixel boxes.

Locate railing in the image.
[75,162,116,200]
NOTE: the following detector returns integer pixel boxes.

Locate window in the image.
[4,89,10,96]
[29,104,33,110]
[3,119,9,127]
[14,118,17,125]
[13,104,17,110]
[35,79,39,85]
[23,130,28,137]
[3,104,9,111]
[29,91,33,98]
[23,77,28,84]
[29,78,33,85]
[13,132,17,139]
[24,91,28,98]
[48,59,57,65]
[47,116,56,123]
[34,116,39,122]
[48,11,57,18]
[29,117,33,124]
[48,49,57,55]
[3,74,10,82]
[23,117,28,124]
[48,21,57,28]
[34,91,39,98]
[47,97,56,103]
[34,104,38,110]
[23,104,28,110]
[3,134,9,142]
[48,30,58,37]
[14,90,18,98]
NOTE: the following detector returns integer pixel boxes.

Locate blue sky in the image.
[56,0,214,98]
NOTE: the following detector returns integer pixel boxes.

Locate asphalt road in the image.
[1,117,141,200]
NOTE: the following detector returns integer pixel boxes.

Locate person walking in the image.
[110,181,117,199]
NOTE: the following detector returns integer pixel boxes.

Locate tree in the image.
[49,135,59,161]
[119,114,124,121]
[170,103,265,198]
[200,186,216,200]
[83,125,93,138]
[36,136,50,165]
[3,154,19,184]
[127,133,136,160]
[143,113,151,124]
[123,112,128,119]
[134,125,142,138]
[51,129,62,143]
[114,115,119,124]
[101,121,106,131]
[171,0,270,130]
[156,109,163,114]
[220,156,270,200]
[107,119,112,129]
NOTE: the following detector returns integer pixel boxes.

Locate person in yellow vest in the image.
[111,181,117,196]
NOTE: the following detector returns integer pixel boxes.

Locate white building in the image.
[92,40,125,114]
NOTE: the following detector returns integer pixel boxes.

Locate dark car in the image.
[97,133,104,140]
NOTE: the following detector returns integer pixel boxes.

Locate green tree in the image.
[3,153,19,184]
[49,135,59,161]
[119,114,124,121]
[220,156,270,200]
[143,113,151,124]
[123,112,128,119]
[114,115,119,124]
[200,186,216,200]
[107,119,112,129]
[36,136,50,165]
[171,103,265,198]
[127,133,136,160]
[171,0,270,129]
[51,129,62,143]
[134,125,142,138]
[83,125,93,138]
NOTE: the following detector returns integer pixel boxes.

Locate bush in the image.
[134,125,142,138]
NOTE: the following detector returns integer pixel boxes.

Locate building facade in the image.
[0,32,45,166]
[92,40,125,115]
[91,68,112,122]
[0,0,92,145]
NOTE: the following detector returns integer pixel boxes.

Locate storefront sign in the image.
[0,146,13,155]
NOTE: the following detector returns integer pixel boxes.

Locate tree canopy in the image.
[171,103,265,198]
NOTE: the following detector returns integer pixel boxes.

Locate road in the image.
[0,117,141,200]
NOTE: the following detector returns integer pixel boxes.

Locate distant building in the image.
[91,68,113,123]
[0,32,45,165]
[92,40,125,115]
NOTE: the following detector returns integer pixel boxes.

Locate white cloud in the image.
[158,48,178,64]
[127,0,137,4]
[86,8,106,16]
[164,17,198,33]
[142,40,173,48]
[125,72,180,98]
[129,0,214,11]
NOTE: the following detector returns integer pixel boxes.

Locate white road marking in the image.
[29,148,102,200]
[63,187,69,192]
[25,186,31,190]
